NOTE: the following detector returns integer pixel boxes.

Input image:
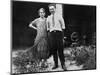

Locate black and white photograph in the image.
[11,0,96,74]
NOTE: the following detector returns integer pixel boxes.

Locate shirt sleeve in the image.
[46,17,50,31]
[59,16,65,29]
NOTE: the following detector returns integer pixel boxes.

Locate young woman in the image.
[29,8,49,61]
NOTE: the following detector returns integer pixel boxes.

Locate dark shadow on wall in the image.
[63,4,96,45]
[12,1,50,49]
[12,1,96,49]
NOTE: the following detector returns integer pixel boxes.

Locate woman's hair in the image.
[38,8,45,13]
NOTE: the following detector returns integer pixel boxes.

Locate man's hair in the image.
[48,4,56,8]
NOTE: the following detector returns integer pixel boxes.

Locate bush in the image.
[12,50,48,74]
[72,45,96,70]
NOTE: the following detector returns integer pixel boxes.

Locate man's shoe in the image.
[62,65,67,71]
[52,65,58,69]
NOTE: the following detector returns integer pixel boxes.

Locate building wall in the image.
[56,4,63,16]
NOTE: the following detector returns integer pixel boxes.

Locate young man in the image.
[46,4,67,71]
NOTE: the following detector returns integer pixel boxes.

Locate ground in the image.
[12,45,96,74]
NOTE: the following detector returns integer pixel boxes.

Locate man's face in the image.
[49,6,56,14]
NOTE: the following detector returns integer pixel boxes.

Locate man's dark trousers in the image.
[49,30,65,67]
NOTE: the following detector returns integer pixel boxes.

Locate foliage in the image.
[12,50,48,74]
[72,45,96,69]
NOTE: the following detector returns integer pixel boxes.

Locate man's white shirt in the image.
[46,13,65,32]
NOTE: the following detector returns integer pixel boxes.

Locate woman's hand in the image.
[29,19,37,30]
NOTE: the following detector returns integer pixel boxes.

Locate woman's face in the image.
[39,9,45,18]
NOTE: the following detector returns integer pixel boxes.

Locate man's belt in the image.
[51,30,62,33]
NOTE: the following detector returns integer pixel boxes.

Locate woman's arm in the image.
[29,19,37,30]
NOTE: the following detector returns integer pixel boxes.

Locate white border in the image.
[0,0,100,75]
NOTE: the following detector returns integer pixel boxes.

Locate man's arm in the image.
[59,16,65,30]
